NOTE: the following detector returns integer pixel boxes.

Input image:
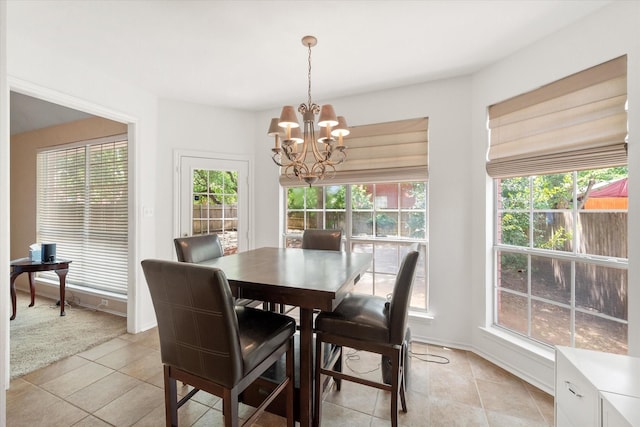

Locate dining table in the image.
[199,246,372,427]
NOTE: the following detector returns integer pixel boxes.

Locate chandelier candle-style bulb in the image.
[268,118,282,150]
[268,35,349,185]
[332,116,350,147]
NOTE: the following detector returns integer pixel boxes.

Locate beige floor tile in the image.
[40,361,114,398]
[77,337,131,361]
[371,415,408,427]
[132,398,209,426]
[191,408,225,427]
[485,410,552,427]
[374,388,429,425]
[7,396,88,427]
[319,401,372,427]
[120,327,160,349]
[477,378,545,423]
[184,388,221,408]
[65,371,142,412]
[341,347,386,384]
[322,380,379,415]
[94,341,153,370]
[20,354,90,386]
[6,381,61,418]
[524,383,555,425]
[118,348,162,381]
[145,369,166,389]
[72,415,113,427]
[93,382,164,426]
[405,355,430,396]
[429,398,489,427]
[430,366,483,407]
[467,352,524,386]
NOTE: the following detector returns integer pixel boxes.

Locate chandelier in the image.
[268,35,349,186]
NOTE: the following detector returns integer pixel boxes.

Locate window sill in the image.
[479,325,555,362]
[409,310,434,322]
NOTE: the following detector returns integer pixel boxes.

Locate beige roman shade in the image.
[487,55,627,178]
[280,117,428,186]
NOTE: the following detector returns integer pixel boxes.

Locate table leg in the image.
[55,268,69,316]
[299,308,313,427]
[9,272,20,321]
[28,272,36,307]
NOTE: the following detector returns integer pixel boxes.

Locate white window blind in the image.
[37,135,128,295]
[487,55,627,178]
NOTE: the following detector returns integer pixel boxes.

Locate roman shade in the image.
[280,117,428,185]
[487,55,627,178]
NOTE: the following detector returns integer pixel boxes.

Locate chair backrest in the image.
[388,250,419,344]
[141,259,243,388]
[301,229,342,251]
[174,234,224,263]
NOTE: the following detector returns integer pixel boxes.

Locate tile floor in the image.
[7,327,555,426]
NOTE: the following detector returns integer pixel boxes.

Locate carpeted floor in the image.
[9,290,127,379]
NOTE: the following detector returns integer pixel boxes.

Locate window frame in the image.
[282,182,429,311]
[492,170,628,352]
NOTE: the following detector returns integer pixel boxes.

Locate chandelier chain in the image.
[307,41,313,107]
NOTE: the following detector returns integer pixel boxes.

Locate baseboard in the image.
[14,280,127,318]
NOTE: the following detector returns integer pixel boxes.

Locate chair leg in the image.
[222,389,239,427]
[391,351,400,427]
[164,366,178,427]
[399,343,407,412]
[314,334,323,427]
[286,339,295,427]
[334,345,342,391]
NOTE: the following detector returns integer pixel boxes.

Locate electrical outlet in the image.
[101,299,109,307]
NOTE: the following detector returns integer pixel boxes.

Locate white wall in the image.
[1,3,10,421]
[156,99,257,258]
[6,33,159,333]
[469,1,640,392]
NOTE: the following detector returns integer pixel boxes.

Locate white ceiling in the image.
[8,0,611,133]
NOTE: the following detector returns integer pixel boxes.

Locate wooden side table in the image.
[9,257,72,320]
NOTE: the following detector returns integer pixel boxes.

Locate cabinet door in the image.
[556,351,599,427]
[601,392,639,427]
[555,407,575,427]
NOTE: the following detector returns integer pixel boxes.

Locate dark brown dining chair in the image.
[301,229,342,251]
[141,259,296,427]
[313,250,419,427]
[173,233,224,263]
[174,234,256,307]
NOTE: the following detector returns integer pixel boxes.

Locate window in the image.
[495,168,627,353]
[488,56,628,353]
[191,169,239,255]
[284,182,428,310]
[37,135,128,295]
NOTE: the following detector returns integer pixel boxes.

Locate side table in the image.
[9,258,72,320]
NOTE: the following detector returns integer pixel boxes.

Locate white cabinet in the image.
[555,346,640,427]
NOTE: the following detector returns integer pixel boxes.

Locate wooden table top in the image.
[200,247,372,311]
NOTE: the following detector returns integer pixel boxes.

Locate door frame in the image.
[173,150,254,255]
